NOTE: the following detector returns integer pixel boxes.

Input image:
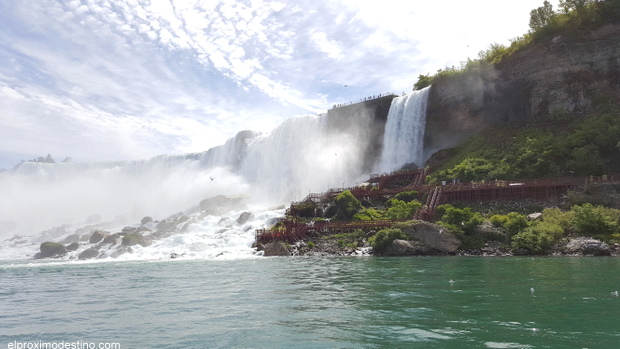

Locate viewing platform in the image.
[256,171,620,245]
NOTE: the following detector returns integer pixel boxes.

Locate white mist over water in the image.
[377,87,430,173]
[0,110,376,260]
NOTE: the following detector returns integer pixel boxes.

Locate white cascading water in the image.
[377,86,430,173]
[0,110,372,261]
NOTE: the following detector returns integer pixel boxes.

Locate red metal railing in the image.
[257,173,619,244]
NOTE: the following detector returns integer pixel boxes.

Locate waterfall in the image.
[0,109,375,246]
[377,87,430,173]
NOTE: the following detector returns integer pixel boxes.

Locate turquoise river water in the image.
[1,257,619,348]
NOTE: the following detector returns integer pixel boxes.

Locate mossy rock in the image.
[38,242,67,258]
[122,232,148,247]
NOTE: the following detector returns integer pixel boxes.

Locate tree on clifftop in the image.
[529,1,555,31]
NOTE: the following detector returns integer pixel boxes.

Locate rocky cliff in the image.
[423,23,620,161]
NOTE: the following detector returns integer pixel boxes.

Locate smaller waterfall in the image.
[377,87,430,173]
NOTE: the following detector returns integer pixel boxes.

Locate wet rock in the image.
[102,233,122,245]
[236,212,253,225]
[89,231,109,244]
[78,248,100,260]
[263,242,290,256]
[121,226,137,234]
[63,233,80,244]
[141,216,153,225]
[157,219,178,233]
[121,232,149,247]
[398,221,462,252]
[564,237,611,256]
[65,242,79,251]
[110,246,133,258]
[38,242,67,258]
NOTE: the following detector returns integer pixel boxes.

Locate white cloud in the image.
[0,0,559,168]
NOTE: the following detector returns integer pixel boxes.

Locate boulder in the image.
[89,231,109,243]
[65,242,80,251]
[63,233,80,244]
[38,242,67,258]
[141,216,153,225]
[263,242,290,256]
[382,239,434,256]
[397,221,462,252]
[78,248,100,260]
[236,212,253,225]
[564,237,611,256]
[122,232,149,247]
[102,233,122,245]
[527,212,543,220]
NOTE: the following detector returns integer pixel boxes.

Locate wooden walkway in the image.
[257,172,619,244]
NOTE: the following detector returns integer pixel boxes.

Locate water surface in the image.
[1,257,619,348]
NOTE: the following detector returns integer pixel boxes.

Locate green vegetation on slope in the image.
[413,0,620,91]
[426,109,620,183]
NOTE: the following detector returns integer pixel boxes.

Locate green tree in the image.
[413,74,432,91]
[394,190,419,203]
[369,228,406,252]
[512,221,564,254]
[529,0,555,32]
[334,190,362,220]
[571,203,619,236]
[354,208,384,221]
[559,0,590,13]
[385,199,422,220]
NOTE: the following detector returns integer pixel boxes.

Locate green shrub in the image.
[307,241,316,249]
[439,206,482,234]
[490,214,509,228]
[511,221,564,254]
[354,208,385,221]
[334,190,362,220]
[542,208,574,231]
[369,228,406,252]
[570,203,620,236]
[385,199,422,220]
[394,191,419,203]
[504,212,529,236]
[436,204,455,220]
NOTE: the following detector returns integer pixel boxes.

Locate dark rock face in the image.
[65,242,79,251]
[397,221,462,252]
[326,95,397,173]
[263,242,290,256]
[423,24,620,161]
[38,242,67,258]
[78,248,100,260]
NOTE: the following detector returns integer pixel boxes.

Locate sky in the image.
[0,0,556,170]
